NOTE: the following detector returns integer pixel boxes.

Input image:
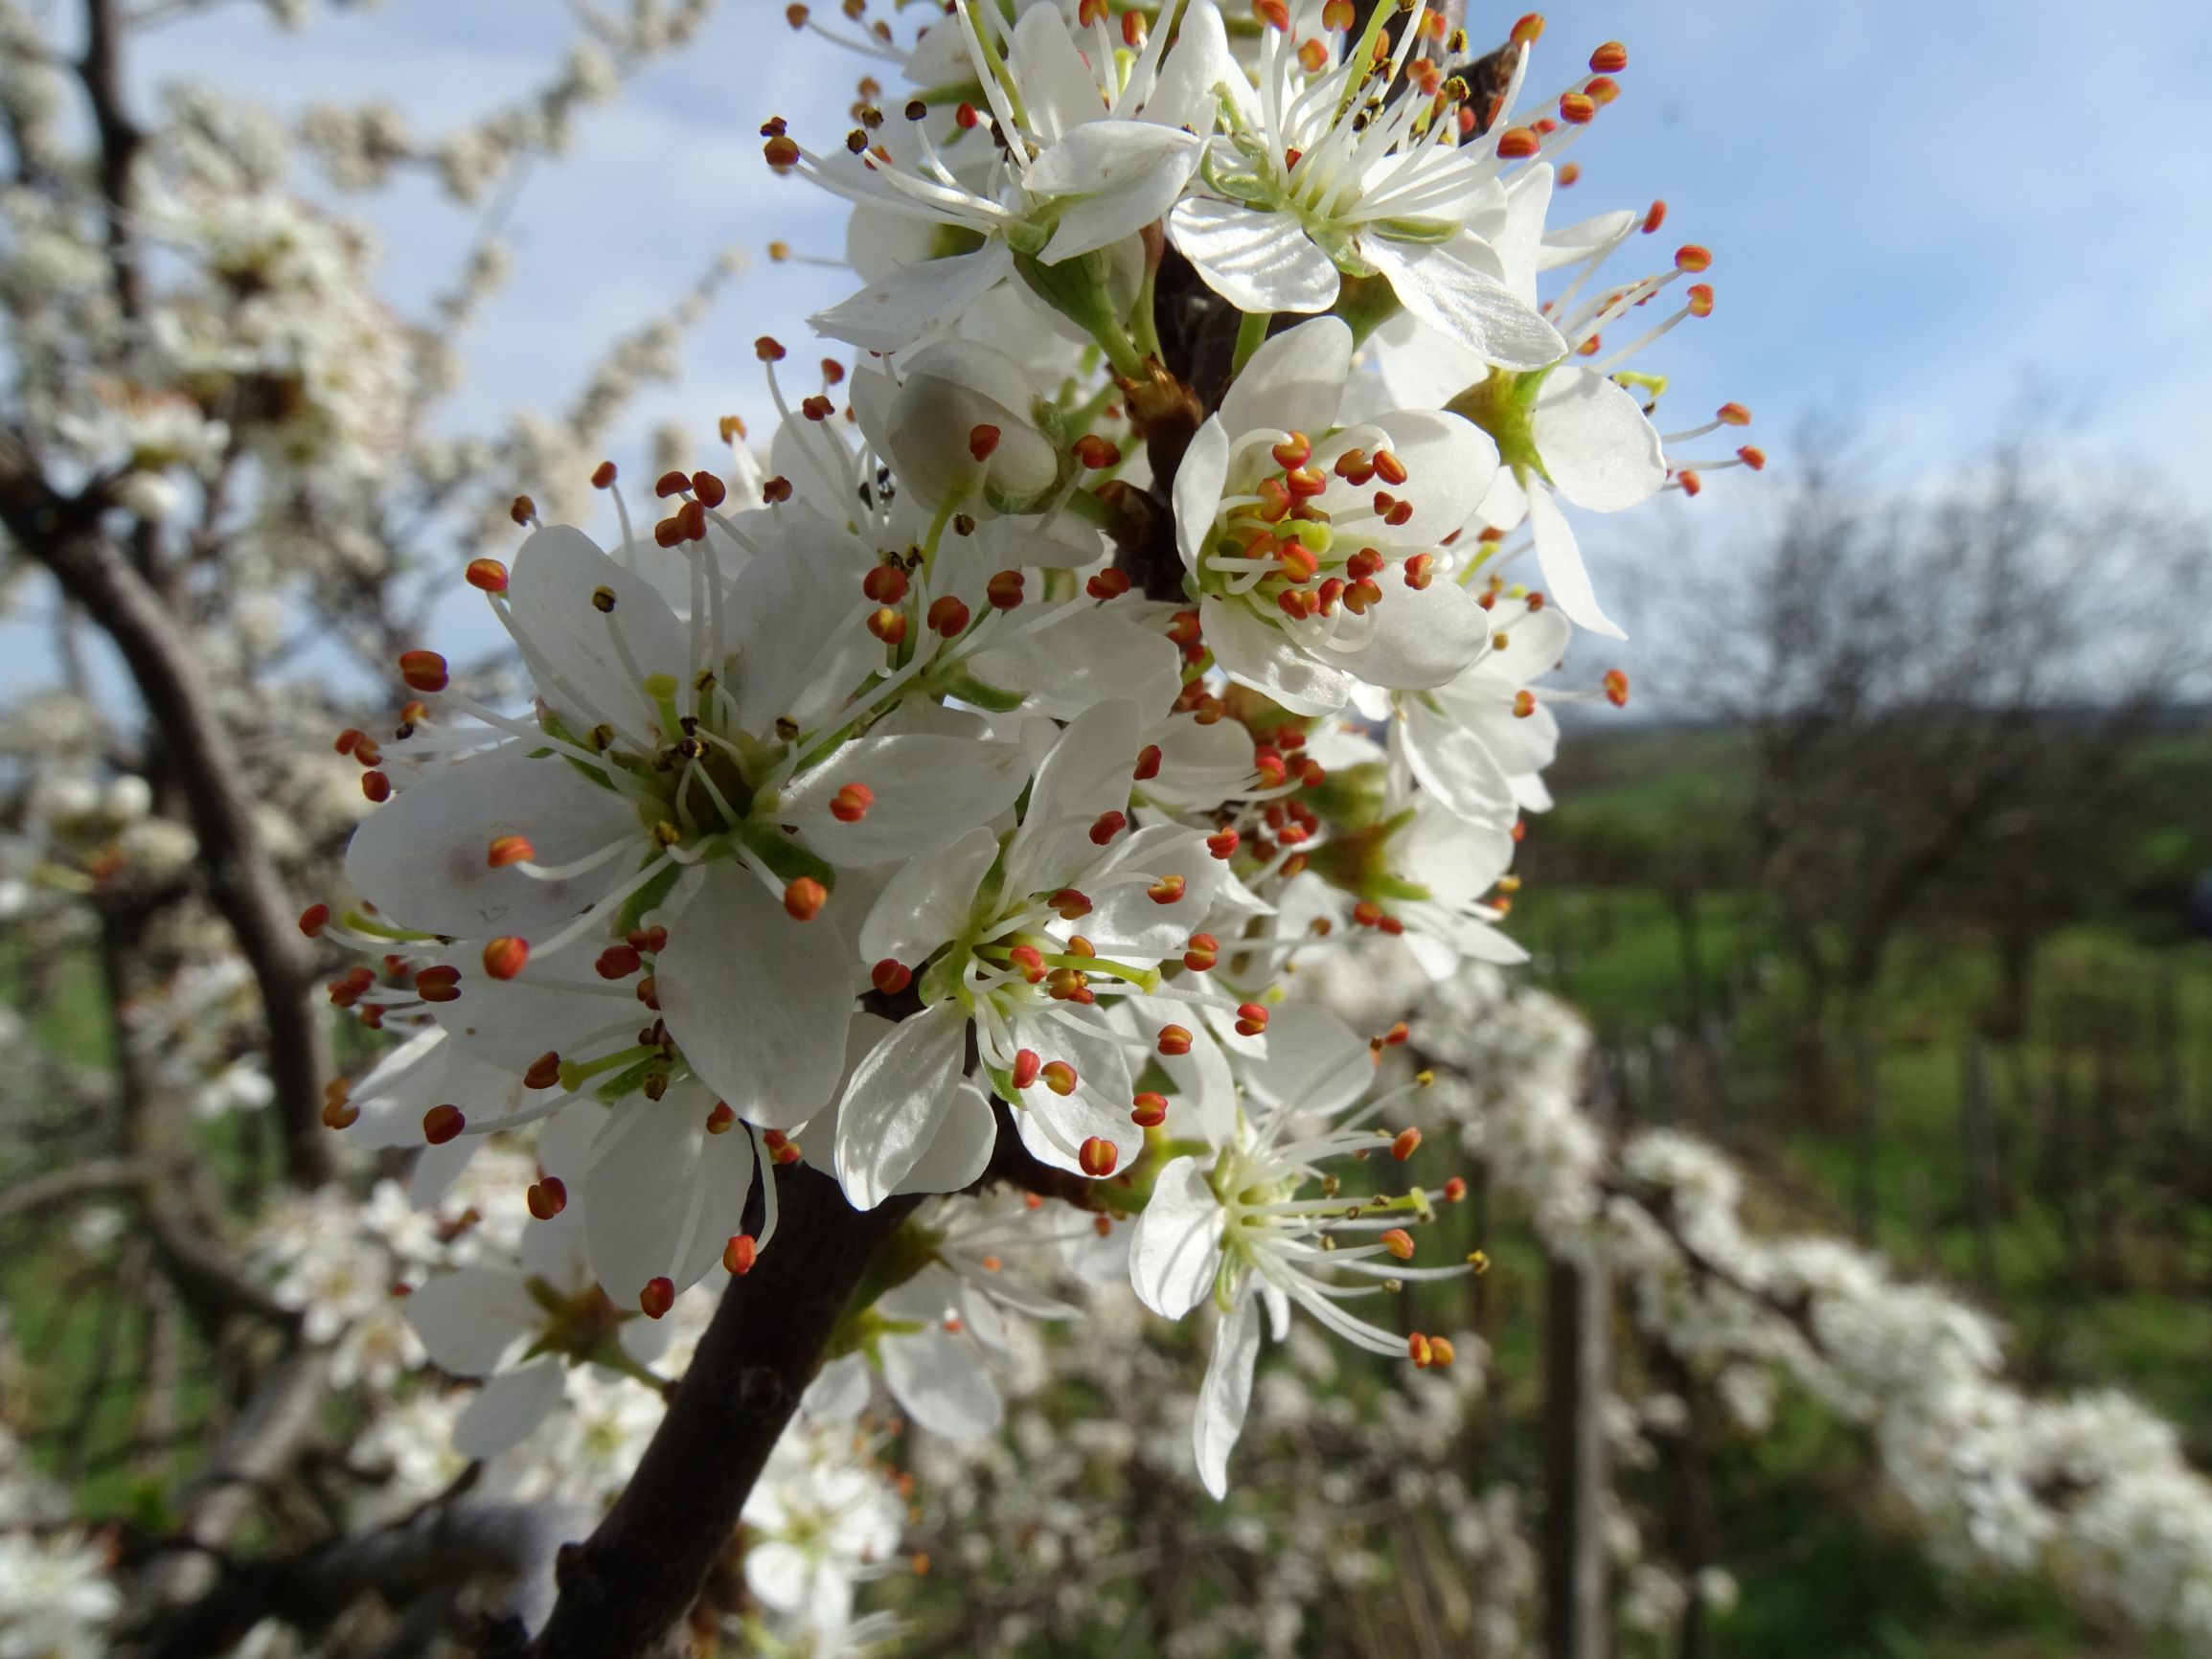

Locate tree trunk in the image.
[1542,1252,1609,1659]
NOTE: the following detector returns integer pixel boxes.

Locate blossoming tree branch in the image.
[279,2,1770,1648]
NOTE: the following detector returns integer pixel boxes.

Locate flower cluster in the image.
[311,0,1749,1500]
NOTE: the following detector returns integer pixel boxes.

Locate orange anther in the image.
[1392,1126,1423,1161]
[831,783,876,823]
[783,877,828,921]
[467,557,510,593]
[422,1103,466,1145]
[1235,1002,1269,1036]
[724,1234,758,1275]
[482,938,529,980]
[298,903,331,938]
[1040,1060,1078,1097]
[1381,1228,1416,1261]
[1089,810,1127,845]
[1078,1136,1119,1176]
[1156,1024,1194,1057]
[1130,1092,1169,1128]
[1589,41,1628,72]
[398,649,448,693]
[639,1277,674,1319]
[487,834,535,869]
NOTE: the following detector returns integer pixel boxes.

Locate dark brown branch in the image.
[0,464,335,1186]
[520,1163,921,1658]
[79,0,144,318]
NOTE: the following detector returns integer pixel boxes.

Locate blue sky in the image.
[87,0,2212,693]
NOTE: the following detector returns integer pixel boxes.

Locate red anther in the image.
[1130,1092,1169,1129]
[755,336,787,362]
[652,516,685,549]
[830,783,876,824]
[1403,555,1434,590]
[692,470,728,508]
[483,937,529,980]
[1526,592,1547,612]
[1050,887,1093,920]
[1384,499,1414,528]
[422,1103,466,1145]
[466,557,510,594]
[1341,548,1381,581]
[819,356,845,386]
[1737,444,1767,470]
[1677,468,1704,495]
[764,134,801,168]
[705,1101,736,1134]
[1071,434,1123,469]
[926,596,970,637]
[361,770,392,803]
[1352,900,1384,927]
[783,877,828,921]
[1676,244,1713,273]
[1039,1059,1079,1097]
[398,649,448,693]
[1443,1175,1469,1203]
[1407,1331,1434,1368]
[1147,875,1187,905]
[863,564,909,603]
[801,395,835,423]
[525,1051,562,1089]
[1088,810,1127,845]
[1371,449,1410,488]
[1130,743,1162,783]
[1585,76,1620,105]
[1513,689,1539,718]
[1641,200,1668,237]
[868,606,908,646]
[1536,116,1559,135]
[1183,932,1220,971]
[1590,40,1628,71]
[1235,1002,1269,1036]
[1086,567,1132,601]
[654,468,691,498]
[1296,34,1329,72]
[1206,830,1240,861]
[955,101,980,128]
[1251,0,1288,30]
[1332,446,1369,482]
[763,477,793,505]
[1512,819,1527,843]
[1381,1227,1416,1261]
[1156,1024,1194,1057]
[1078,1136,1119,1176]
[1007,944,1046,983]
[1011,1048,1042,1090]
[298,903,331,938]
[596,944,641,980]
[966,423,1002,463]
[1284,465,1328,500]
[986,570,1024,610]
[724,1234,758,1275]
[321,1097,359,1129]
[1496,125,1540,159]
[1383,1021,1410,1047]
[1392,1126,1423,1161]
[1717,401,1752,426]
[1276,589,1313,621]
[639,1277,675,1319]
[1254,475,1292,523]
[486,834,535,869]
[1377,914,1403,935]
[871,959,913,995]
[1122,8,1147,47]
[1559,91,1596,124]
[1269,433,1311,470]
[527,1177,568,1220]
[1166,609,1202,648]
[1277,542,1321,583]
[334,726,365,756]
[761,1129,789,1153]
[1604,668,1630,708]
[414,965,462,1003]
[591,460,618,489]
[784,3,807,24]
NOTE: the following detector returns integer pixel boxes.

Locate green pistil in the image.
[558,1043,657,1093]
[339,910,439,943]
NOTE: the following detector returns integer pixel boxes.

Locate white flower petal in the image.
[1002,699,1143,899]
[964,604,1183,723]
[1172,417,1231,577]
[582,1082,759,1301]
[858,827,1000,970]
[1195,1291,1262,1498]
[810,242,1015,353]
[403,1268,537,1377]
[1168,197,1338,315]
[507,525,687,741]
[1129,1157,1223,1319]
[1034,127,1198,263]
[344,754,639,940]
[1533,366,1668,512]
[1220,314,1353,446]
[1199,596,1353,716]
[453,1357,566,1459]
[1240,1003,1373,1119]
[1524,483,1625,640]
[655,868,855,1130]
[1359,235,1565,372]
[895,1080,998,1197]
[832,1001,969,1210]
[778,735,1030,868]
[804,1352,873,1421]
[1318,572,1487,692]
[881,1327,1002,1440]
